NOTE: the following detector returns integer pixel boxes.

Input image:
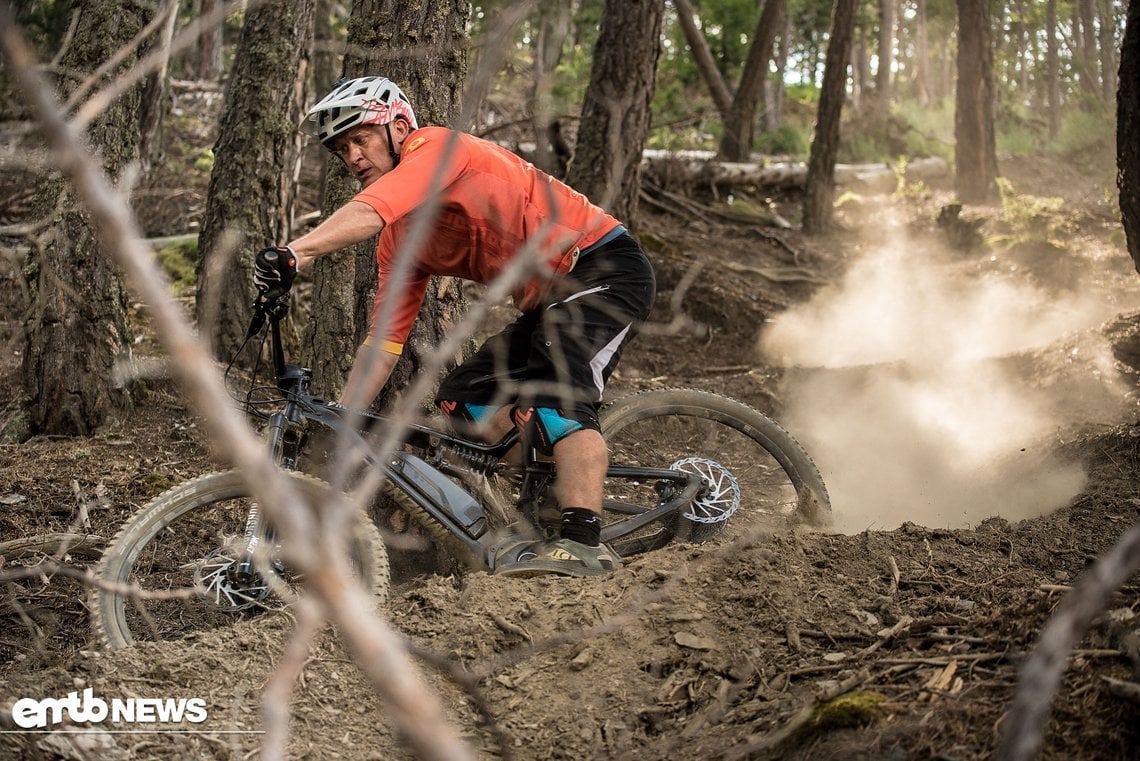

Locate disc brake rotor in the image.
[671,457,741,524]
[192,548,272,611]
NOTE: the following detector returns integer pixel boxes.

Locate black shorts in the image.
[435,232,656,428]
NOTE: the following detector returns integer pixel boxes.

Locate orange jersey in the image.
[352,127,620,350]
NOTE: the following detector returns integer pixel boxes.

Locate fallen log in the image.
[641,151,949,194]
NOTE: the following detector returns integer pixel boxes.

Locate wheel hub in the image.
[192,548,273,611]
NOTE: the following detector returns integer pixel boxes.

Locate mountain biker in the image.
[253,76,656,577]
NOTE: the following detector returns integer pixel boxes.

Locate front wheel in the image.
[92,470,390,649]
[599,388,830,556]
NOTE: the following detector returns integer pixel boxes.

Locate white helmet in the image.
[305,76,418,148]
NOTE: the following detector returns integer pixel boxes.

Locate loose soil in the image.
[1,132,1139,759]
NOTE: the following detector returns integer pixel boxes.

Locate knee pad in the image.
[438,400,498,429]
[511,406,596,455]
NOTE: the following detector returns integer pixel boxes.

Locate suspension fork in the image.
[233,410,291,580]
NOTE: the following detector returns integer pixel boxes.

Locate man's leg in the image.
[552,428,607,513]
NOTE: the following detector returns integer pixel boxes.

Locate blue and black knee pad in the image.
[437,400,499,431]
[510,406,598,455]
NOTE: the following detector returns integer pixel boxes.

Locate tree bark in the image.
[672,0,733,118]
[954,0,998,204]
[718,0,785,161]
[313,0,340,95]
[528,0,573,177]
[802,0,857,234]
[137,0,179,172]
[195,0,316,362]
[1047,0,1060,138]
[566,0,663,225]
[852,29,869,109]
[196,0,225,81]
[1099,0,1117,103]
[876,0,894,105]
[914,0,930,105]
[21,0,150,436]
[1119,0,1140,272]
[304,0,470,403]
[769,12,792,129]
[1079,0,1099,95]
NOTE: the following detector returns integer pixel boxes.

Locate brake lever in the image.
[247,291,290,338]
[246,299,267,339]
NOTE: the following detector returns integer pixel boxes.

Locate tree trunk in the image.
[196,0,225,81]
[1014,1,1029,94]
[852,29,869,109]
[1100,0,1117,103]
[673,0,733,119]
[21,0,150,436]
[1047,0,1060,138]
[769,12,792,129]
[914,0,930,105]
[565,0,664,226]
[955,0,998,204]
[802,0,857,234]
[1118,0,1140,272]
[718,0,785,161]
[304,0,470,403]
[876,0,894,105]
[138,0,179,172]
[1079,0,1099,94]
[313,0,339,95]
[529,0,573,177]
[195,0,316,362]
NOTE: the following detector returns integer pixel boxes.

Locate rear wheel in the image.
[599,388,830,557]
[92,470,389,649]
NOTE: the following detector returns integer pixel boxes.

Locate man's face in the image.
[330,122,406,187]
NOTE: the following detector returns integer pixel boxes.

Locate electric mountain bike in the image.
[92,295,831,649]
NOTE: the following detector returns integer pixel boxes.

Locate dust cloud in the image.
[760,224,1134,533]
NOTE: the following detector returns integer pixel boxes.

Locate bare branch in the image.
[262,598,325,761]
[0,14,473,760]
[994,522,1140,761]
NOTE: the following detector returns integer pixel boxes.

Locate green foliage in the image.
[646,120,718,152]
[193,148,215,173]
[996,122,1038,158]
[784,83,820,104]
[892,156,932,200]
[893,97,954,161]
[754,125,809,157]
[1051,104,1115,158]
[838,131,884,163]
[991,177,1066,249]
[155,240,198,291]
[669,0,762,82]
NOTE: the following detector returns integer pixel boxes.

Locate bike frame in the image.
[242,304,702,571]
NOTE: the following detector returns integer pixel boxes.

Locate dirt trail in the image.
[2,161,1140,760]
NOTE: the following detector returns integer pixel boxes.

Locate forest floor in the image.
[2,104,1140,760]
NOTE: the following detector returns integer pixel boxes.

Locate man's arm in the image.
[288,200,385,270]
[340,342,400,410]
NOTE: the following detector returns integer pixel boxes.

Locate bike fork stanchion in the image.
[236,411,287,579]
[234,502,265,581]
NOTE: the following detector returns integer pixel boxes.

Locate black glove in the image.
[253,245,298,298]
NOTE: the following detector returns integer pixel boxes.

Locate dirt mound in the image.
[4,443,1139,760]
